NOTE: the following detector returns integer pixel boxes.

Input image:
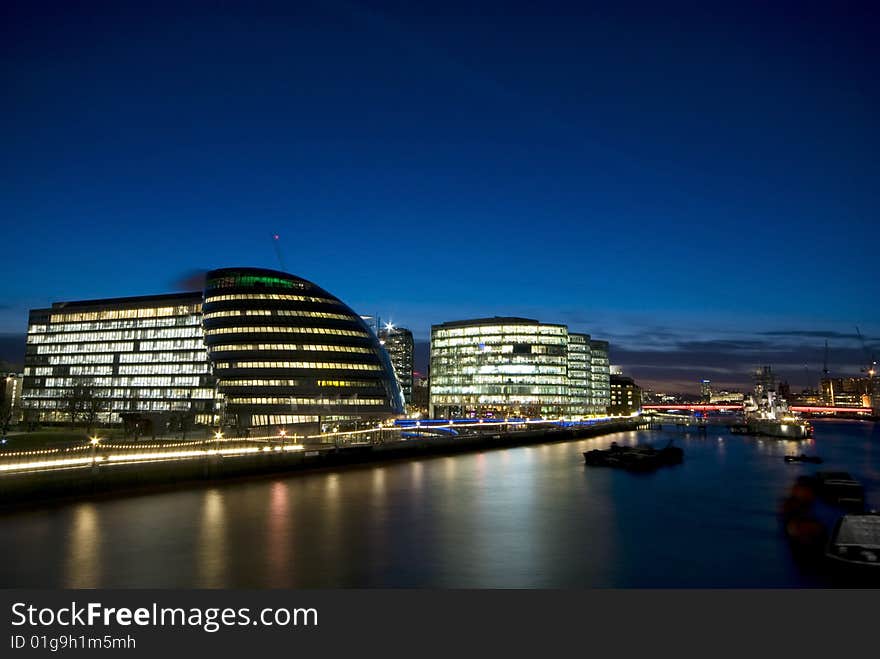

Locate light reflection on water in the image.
[64,504,100,588]
[197,489,226,588]
[2,420,877,588]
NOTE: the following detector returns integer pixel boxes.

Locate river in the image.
[1,419,877,587]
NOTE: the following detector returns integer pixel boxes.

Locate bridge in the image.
[642,404,875,416]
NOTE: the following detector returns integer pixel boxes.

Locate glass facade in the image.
[22,268,406,433]
[429,317,611,418]
[378,326,414,405]
[203,267,404,431]
[22,292,215,424]
[589,340,610,414]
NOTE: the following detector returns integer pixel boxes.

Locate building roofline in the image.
[45,291,203,310]
[432,316,558,329]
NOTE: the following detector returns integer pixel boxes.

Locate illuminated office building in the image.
[378,325,414,405]
[22,292,215,424]
[203,267,403,430]
[22,268,404,432]
[700,379,712,402]
[429,317,610,419]
[567,333,592,416]
[589,340,610,414]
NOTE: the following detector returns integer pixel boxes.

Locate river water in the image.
[1,420,878,588]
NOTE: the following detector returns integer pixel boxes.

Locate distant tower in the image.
[700,379,712,402]
[378,324,414,405]
[754,366,776,396]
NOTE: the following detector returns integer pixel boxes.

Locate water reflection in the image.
[2,421,876,588]
[266,481,290,586]
[64,504,100,588]
[196,489,227,588]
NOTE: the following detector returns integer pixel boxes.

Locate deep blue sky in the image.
[2,1,878,391]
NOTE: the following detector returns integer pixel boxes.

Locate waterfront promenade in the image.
[0,416,644,505]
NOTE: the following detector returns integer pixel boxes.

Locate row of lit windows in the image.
[26,399,201,412]
[37,376,203,387]
[216,378,382,389]
[209,343,373,354]
[26,388,216,400]
[48,305,201,323]
[205,293,342,305]
[118,351,208,363]
[139,340,206,351]
[44,354,114,365]
[430,343,569,355]
[32,315,202,335]
[214,361,382,371]
[432,335,568,348]
[434,325,567,338]
[437,365,566,376]
[33,340,207,354]
[219,379,300,388]
[430,386,568,395]
[204,326,368,337]
[431,395,569,405]
[227,397,387,406]
[432,355,566,366]
[316,379,384,388]
[35,342,134,354]
[34,352,207,373]
[250,415,320,426]
[27,327,203,344]
[204,309,354,321]
[117,364,210,375]
[68,366,113,375]
[429,375,569,386]
[53,363,208,375]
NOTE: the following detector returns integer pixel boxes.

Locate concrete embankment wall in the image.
[0,419,641,507]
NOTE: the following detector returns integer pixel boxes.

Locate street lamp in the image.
[89,436,100,466]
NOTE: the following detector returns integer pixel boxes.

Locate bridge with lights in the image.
[642,404,876,416]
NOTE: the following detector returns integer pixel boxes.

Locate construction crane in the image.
[822,339,829,379]
[855,326,877,377]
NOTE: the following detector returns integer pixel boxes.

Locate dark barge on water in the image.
[583,441,684,472]
[826,513,880,576]
[784,454,823,464]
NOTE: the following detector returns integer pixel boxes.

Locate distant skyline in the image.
[2,1,878,392]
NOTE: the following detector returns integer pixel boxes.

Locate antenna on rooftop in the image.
[272,233,287,272]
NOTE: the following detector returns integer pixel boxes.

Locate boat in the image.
[784,454,823,464]
[743,389,812,439]
[825,513,880,575]
[810,472,865,510]
[583,441,683,472]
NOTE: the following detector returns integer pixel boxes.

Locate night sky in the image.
[2,1,878,392]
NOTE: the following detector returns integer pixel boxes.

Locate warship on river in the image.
[743,390,812,440]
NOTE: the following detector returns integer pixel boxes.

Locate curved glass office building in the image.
[202,268,404,430]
